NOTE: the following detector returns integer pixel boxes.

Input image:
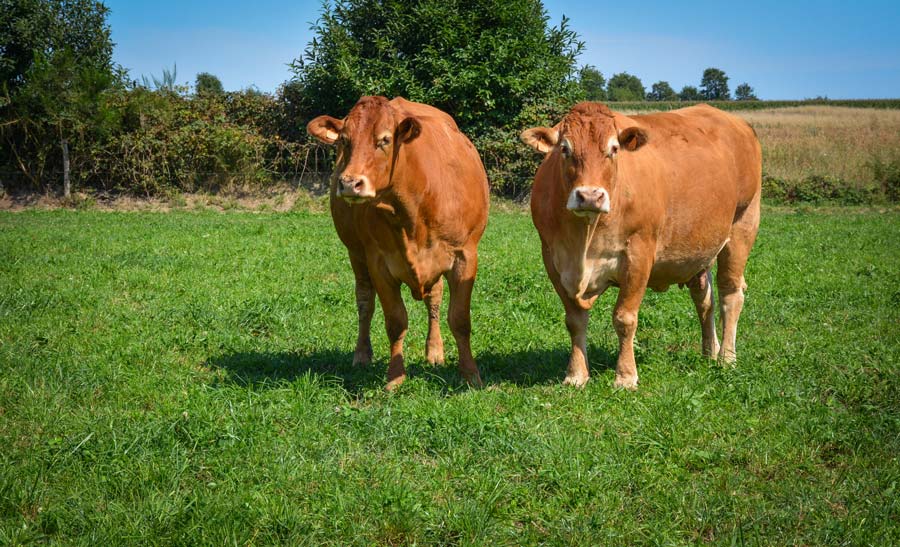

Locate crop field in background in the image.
[739,107,900,187]
[0,208,898,545]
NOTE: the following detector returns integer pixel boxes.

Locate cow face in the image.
[307,96,421,203]
[521,103,648,216]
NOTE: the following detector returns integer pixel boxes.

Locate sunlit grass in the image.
[0,209,897,545]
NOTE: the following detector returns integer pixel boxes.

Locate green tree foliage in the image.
[647,80,677,101]
[700,67,730,100]
[1,0,119,191]
[679,85,703,101]
[0,0,113,96]
[735,82,758,101]
[607,72,645,102]
[195,72,225,96]
[578,65,606,101]
[289,0,584,131]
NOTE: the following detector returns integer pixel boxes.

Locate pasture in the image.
[1,207,898,545]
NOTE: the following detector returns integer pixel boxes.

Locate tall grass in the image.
[739,106,900,187]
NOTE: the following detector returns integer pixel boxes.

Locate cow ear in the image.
[618,126,649,152]
[307,115,344,144]
[520,127,560,154]
[396,117,421,143]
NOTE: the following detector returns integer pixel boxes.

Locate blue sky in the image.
[107,0,900,99]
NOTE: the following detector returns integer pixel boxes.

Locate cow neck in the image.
[373,141,420,237]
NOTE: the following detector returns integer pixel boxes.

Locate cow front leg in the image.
[372,274,409,391]
[349,253,375,365]
[424,278,445,365]
[612,254,652,390]
[541,244,591,387]
[687,269,720,358]
[446,251,482,387]
[562,302,590,387]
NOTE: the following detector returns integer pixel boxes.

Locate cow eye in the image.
[609,144,619,157]
[560,142,572,157]
[377,136,391,148]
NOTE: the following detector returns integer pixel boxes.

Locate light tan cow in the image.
[522,102,761,389]
[308,96,489,390]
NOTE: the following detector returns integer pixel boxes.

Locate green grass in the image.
[1,208,898,545]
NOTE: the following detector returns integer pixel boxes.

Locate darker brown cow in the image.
[522,102,761,389]
[308,96,489,390]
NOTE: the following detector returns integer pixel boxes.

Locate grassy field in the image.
[1,208,898,545]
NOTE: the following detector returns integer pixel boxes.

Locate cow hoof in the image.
[352,349,372,366]
[718,350,737,366]
[385,374,407,392]
[426,349,445,366]
[460,370,483,389]
[562,375,589,388]
[702,343,720,360]
[613,375,638,390]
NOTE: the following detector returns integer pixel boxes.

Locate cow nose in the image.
[340,176,363,194]
[339,175,373,199]
[575,188,607,205]
[569,186,610,214]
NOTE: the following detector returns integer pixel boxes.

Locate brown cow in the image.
[307,96,489,390]
[521,102,761,389]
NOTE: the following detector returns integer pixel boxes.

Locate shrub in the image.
[869,156,900,202]
[763,174,880,205]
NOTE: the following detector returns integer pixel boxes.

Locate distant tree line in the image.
[577,65,759,102]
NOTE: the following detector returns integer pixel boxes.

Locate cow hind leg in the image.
[424,278,445,365]
[687,270,720,358]
[716,196,760,363]
[446,250,482,388]
[350,254,375,365]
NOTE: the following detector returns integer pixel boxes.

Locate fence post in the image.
[61,138,71,198]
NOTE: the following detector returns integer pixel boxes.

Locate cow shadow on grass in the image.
[206,344,617,396]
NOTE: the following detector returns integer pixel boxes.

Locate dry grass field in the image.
[738,106,900,185]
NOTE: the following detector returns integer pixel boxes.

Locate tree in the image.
[1,0,118,194]
[289,0,584,131]
[679,85,702,101]
[1,0,113,96]
[606,72,645,102]
[700,67,730,100]
[195,72,224,96]
[578,65,606,101]
[647,81,677,101]
[735,82,758,101]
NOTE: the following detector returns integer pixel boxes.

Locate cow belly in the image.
[382,246,452,300]
[648,237,729,291]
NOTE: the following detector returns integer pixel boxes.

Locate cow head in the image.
[521,102,648,216]
[307,96,421,203]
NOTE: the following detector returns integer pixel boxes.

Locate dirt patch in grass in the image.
[0,184,329,213]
